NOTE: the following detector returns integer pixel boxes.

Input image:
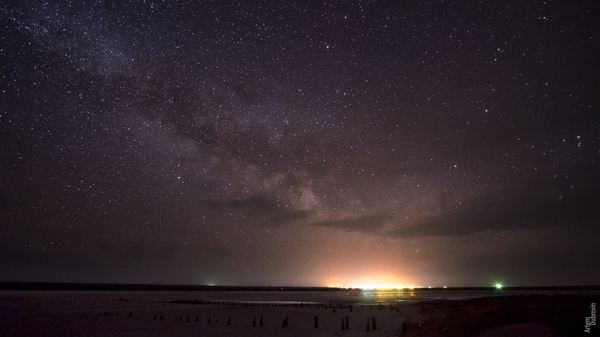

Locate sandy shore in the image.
[1,293,596,336]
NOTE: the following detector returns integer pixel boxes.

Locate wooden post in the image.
[314,316,319,328]
[372,316,377,330]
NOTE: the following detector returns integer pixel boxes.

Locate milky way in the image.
[1,1,599,287]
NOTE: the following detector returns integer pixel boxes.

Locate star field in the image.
[1,0,599,287]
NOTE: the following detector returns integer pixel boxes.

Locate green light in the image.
[496,284,502,289]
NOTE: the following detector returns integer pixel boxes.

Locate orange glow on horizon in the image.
[324,274,416,289]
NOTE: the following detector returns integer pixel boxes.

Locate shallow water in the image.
[2,287,598,305]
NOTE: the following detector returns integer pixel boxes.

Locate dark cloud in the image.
[432,240,600,287]
[227,197,283,215]
[203,245,234,260]
[0,245,104,274]
[93,239,111,252]
[123,247,145,261]
[152,245,186,260]
[205,196,310,227]
[151,243,232,261]
[311,215,389,233]
[388,186,600,238]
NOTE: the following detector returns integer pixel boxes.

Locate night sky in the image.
[1,0,599,287]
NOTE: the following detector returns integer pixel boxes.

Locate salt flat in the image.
[1,291,596,336]
[0,291,405,336]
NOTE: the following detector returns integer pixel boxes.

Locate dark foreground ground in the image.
[399,295,598,337]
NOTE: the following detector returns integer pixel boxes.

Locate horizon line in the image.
[2,281,600,291]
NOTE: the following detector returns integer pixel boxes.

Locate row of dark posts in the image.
[338,316,377,331]
[286,315,377,331]
[117,309,384,332]
[280,316,288,328]
[340,316,349,330]
[173,300,396,312]
[252,316,264,326]
[128,311,384,332]
[366,316,377,331]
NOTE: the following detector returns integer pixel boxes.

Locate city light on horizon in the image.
[325,275,434,290]
[325,273,419,290]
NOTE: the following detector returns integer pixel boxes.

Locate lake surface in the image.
[2,287,598,305]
